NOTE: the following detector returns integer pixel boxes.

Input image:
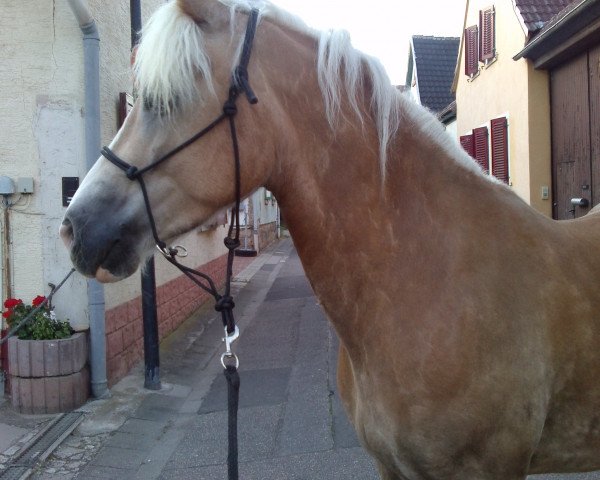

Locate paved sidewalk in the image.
[29,238,379,479]
[2,237,599,479]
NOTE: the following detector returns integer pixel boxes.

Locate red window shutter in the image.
[473,126,489,173]
[460,134,475,158]
[491,117,509,183]
[479,7,495,62]
[464,26,479,77]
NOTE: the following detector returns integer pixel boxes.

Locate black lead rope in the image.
[225,364,241,480]
[100,10,260,480]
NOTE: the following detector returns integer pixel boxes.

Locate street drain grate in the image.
[0,411,84,480]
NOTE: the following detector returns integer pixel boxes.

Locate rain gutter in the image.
[67,0,108,399]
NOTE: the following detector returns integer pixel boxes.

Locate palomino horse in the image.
[60,1,600,478]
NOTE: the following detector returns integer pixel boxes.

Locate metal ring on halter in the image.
[170,245,188,257]
[156,244,188,258]
[221,352,240,369]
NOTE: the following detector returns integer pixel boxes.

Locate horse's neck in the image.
[272,104,460,338]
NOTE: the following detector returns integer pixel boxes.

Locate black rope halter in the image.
[101,11,260,480]
[101,9,259,338]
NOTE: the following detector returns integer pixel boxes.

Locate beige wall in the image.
[455,0,552,217]
[1,1,229,328]
[527,66,552,215]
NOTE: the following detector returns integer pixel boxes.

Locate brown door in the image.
[589,44,600,207]
[551,52,592,220]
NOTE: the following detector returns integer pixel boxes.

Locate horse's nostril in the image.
[59,218,74,247]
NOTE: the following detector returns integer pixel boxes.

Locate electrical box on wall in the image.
[17,177,34,194]
[0,176,14,195]
[62,177,79,207]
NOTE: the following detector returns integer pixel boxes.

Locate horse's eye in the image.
[143,96,164,114]
[143,96,178,116]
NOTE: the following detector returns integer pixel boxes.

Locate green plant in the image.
[2,296,73,340]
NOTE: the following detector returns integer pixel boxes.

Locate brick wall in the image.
[105,253,255,386]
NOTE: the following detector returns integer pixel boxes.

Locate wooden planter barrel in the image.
[7,332,89,414]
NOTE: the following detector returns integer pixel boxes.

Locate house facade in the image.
[0,1,270,388]
[516,0,600,219]
[453,0,573,217]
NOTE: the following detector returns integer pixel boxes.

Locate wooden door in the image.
[589,44,600,207]
[551,52,592,220]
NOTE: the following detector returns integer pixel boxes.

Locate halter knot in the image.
[224,237,240,251]
[126,166,139,180]
[223,100,238,117]
[215,295,235,313]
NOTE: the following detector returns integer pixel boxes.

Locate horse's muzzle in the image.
[60,208,142,282]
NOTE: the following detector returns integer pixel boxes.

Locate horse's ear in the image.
[177,0,229,26]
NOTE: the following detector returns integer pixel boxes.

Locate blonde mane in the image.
[134,0,400,173]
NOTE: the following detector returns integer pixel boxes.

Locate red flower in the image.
[32,295,46,307]
[2,311,11,319]
[3,298,22,309]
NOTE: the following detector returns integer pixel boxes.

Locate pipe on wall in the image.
[67,0,108,399]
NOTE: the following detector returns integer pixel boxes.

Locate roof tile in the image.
[412,36,460,113]
[515,0,578,32]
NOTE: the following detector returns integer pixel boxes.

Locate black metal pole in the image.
[130,0,142,48]
[141,257,160,390]
[131,0,161,391]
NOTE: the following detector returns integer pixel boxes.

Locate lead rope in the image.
[100,10,260,480]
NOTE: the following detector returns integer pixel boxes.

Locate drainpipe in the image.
[67,0,108,399]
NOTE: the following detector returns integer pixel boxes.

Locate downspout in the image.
[67,0,108,399]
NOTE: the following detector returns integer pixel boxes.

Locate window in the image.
[464,6,496,77]
[460,134,475,157]
[479,6,496,63]
[473,126,490,173]
[464,25,479,77]
[490,117,508,183]
[460,118,509,181]
[459,127,489,173]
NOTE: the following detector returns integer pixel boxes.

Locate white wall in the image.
[0,0,230,328]
[1,1,86,327]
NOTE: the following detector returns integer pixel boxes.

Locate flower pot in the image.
[7,332,89,414]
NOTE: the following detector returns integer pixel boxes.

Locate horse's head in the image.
[60,0,291,282]
[60,0,399,282]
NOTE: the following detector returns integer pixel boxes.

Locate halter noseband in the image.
[100,8,260,338]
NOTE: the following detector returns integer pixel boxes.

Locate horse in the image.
[59,1,600,478]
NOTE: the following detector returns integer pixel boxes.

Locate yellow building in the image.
[453,0,573,217]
